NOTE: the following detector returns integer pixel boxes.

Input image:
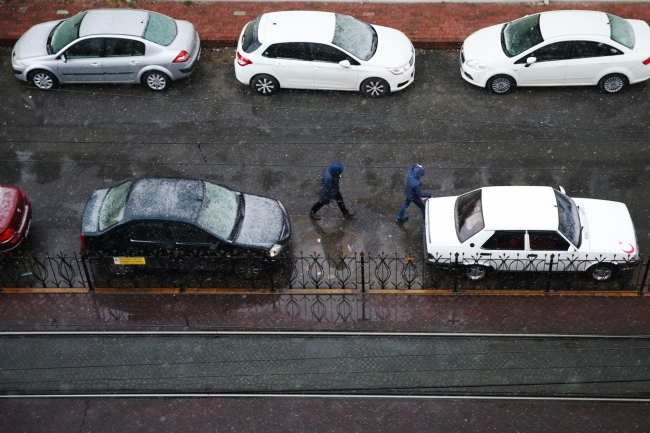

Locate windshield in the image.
[50,11,87,53]
[242,16,262,53]
[332,14,377,61]
[607,13,635,49]
[455,189,485,243]
[196,182,239,240]
[98,180,133,231]
[501,14,544,57]
[144,12,177,46]
[554,190,581,247]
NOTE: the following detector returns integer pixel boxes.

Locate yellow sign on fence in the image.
[113,257,146,265]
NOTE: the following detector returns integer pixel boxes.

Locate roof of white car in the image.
[259,11,336,45]
[481,186,559,231]
[539,10,611,40]
[79,9,150,38]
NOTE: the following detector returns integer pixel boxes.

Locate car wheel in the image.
[251,74,280,95]
[599,73,627,94]
[487,74,515,95]
[588,263,615,282]
[361,78,389,98]
[143,71,171,91]
[466,265,488,281]
[30,70,58,90]
[234,260,266,279]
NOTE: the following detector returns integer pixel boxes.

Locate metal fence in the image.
[0,251,648,294]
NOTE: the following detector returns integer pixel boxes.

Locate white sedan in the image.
[234,11,415,97]
[424,186,640,282]
[460,10,650,94]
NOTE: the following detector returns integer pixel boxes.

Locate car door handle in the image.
[527,254,538,258]
[314,67,324,71]
[129,61,140,65]
[274,63,285,67]
[91,63,101,67]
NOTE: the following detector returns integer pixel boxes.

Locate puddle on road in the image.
[301,222,359,257]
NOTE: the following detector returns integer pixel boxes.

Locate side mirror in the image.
[339,59,351,68]
[558,186,566,194]
[59,54,67,63]
[525,57,536,67]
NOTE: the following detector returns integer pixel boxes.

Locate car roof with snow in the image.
[258,11,336,45]
[481,186,559,231]
[124,178,205,223]
[539,10,610,40]
[79,9,150,38]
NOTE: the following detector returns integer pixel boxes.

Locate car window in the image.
[607,13,635,49]
[50,11,87,53]
[196,182,239,240]
[170,223,215,245]
[528,231,570,251]
[128,222,168,243]
[263,43,310,61]
[455,189,484,243]
[332,14,377,61]
[571,41,622,59]
[517,41,569,63]
[481,231,525,251]
[554,190,581,248]
[502,14,544,57]
[309,43,360,65]
[242,16,262,53]
[99,180,133,231]
[66,38,104,59]
[144,12,177,46]
[105,38,145,57]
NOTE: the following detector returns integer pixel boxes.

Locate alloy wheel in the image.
[255,78,275,94]
[147,74,167,91]
[33,72,54,90]
[491,77,511,94]
[364,80,386,97]
[590,265,613,282]
[603,76,624,93]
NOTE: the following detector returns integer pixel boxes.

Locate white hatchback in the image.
[234,11,415,97]
[460,10,650,94]
[424,186,640,282]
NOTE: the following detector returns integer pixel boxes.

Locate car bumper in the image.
[616,259,642,272]
[387,69,415,92]
[460,64,489,88]
[0,199,32,253]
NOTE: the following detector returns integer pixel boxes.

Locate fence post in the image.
[80,253,94,293]
[545,254,554,294]
[638,254,650,296]
[453,253,459,294]
[360,252,366,294]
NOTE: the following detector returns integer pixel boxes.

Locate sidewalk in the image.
[1,1,650,48]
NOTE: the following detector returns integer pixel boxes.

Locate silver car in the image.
[11,9,201,91]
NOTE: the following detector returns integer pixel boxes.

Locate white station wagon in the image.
[460,10,650,94]
[234,11,415,97]
[424,186,640,282]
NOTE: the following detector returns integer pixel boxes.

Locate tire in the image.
[251,74,280,96]
[466,265,489,281]
[599,73,627,94]
[487,74,515,95]
[30,70,58,90]
[587,263,615,282]
[143,71,171,91]
[361,78,389,98]
[234,260,266,279]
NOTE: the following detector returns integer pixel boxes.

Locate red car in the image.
[0,185,32,253]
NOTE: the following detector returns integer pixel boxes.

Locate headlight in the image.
[386,63,409,75]
[466,60,487,71]
[12,52,24,67]
[269,244,283,257]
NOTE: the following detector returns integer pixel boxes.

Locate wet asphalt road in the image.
[1,46,650,256]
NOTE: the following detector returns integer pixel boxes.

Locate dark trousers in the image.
[398,197,425,218]
[310,192,350,216]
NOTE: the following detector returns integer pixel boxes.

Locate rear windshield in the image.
[455,189,485,243]
[554,190,581,248]
[99,180,133,231]
[502,14,544,57]
[196,182,239,240]
[332,14,377,61]
[607,13,635,49]
[144,12,177,46]
[50,11,87,53]
[242,17,262,53]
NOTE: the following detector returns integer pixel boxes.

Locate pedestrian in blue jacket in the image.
[310,162,356,220]
[396,163,432,222]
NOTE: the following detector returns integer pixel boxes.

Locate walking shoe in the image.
[310,212,321,220]
[396,216,409,223]
[344,212,356,219]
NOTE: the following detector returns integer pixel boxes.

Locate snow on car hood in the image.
[462,23,509,63]
[574,198,638,257]
[14,20,63,59]
[366,25,412,67]
[425,196,462,250]
[233,194,284,249]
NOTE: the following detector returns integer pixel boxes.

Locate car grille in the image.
[460,46,465,65]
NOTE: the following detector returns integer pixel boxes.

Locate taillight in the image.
[173,50,191,63]
[19,189,25,200]
[0,228,16,243]
[237,52,253,66]
[643,57,650,65]
[80,232,87,250]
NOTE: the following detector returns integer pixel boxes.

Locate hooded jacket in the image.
[404,163,432,201]
[318,162,344,203]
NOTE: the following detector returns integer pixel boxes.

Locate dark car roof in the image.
[124,178,204,223]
